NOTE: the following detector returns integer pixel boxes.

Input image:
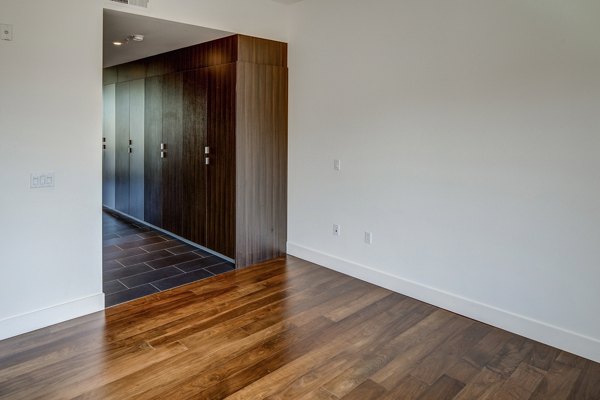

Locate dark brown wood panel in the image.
[1,256,598,399]
[125,35,238,81]
[103,66,118,85]
[117,60,146,82]
[237,34,287,67]
[144,76,163,227]
[181,68,208,245]
[235,62,288,268]
[105,34,288,267]
[161,72,184,237]
[114,81,130,214]
[206,63,237,259]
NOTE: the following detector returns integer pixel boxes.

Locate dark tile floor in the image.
[102,210,235,307]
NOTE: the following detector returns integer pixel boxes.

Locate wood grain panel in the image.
[237,35,287,67]
[114,81,130,214]
[206,63,237,259]
[117,60,146,82]
[102,84,116,209]
[143,76,163,227]
[128,79,145,220]
[103,67,118,85]
[181,68,208,245]
[235,62,288,268]
[2,256,599,399]
[105,34,288,267]
[110,36,239,84]
[161,72,184,236]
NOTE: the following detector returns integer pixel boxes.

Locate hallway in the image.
[103,210,234,307]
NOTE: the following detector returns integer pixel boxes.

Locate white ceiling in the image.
[103,9,233,68]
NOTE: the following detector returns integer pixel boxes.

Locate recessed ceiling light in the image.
[131,34,144,42]
[113,41,123,46]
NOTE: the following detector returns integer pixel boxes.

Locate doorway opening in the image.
[102,9,235,307]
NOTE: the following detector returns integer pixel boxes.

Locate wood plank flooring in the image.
[0,256,598,399]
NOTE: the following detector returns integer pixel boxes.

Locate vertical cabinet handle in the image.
[205,157,210,165]
[160,143,167,159]
[204,146,210,154]
[129,139,133,155]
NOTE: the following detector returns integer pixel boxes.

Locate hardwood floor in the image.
[0,256,598,399]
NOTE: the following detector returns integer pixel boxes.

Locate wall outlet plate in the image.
[333,224,341,236]
[1,24,13,41]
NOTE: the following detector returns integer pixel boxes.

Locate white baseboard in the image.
[0,293,105,341]
[287,242,600,363]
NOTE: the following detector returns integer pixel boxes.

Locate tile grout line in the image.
[102,211,234,306]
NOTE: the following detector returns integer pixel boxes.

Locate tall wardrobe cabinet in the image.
[103,35,288,269]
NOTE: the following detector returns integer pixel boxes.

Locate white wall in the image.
[287,0,600,362]
[0,0,105,338]
[0,0,288,340]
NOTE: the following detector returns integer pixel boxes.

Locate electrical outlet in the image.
[1,24,13,41]
[334,159,341,171]
[333,224,341,236]
[364,232,373,244]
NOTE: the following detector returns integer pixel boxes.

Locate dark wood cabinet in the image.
[206,63,237,259]
[161,72,184,237]
[128,79,145,221]
[114,82,130,214]
[235,62,288,267]
[182,68,209,246]
[112,80,145,219]
[144,76,163,228]
[103,34,288,268]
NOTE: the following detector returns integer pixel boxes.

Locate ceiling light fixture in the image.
[112,34,144,47]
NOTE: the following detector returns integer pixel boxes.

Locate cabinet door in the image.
[144,76,163,227]
[181,69,209,245]
[102,84,116,209]
[115,81,130,214]
[129,79,145,220]
[206,64,236,259]
[161,72,184,236]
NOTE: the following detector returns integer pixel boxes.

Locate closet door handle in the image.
[161,151,167,159]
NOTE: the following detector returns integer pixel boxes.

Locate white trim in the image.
[287,242,600,363]
[0,293,105,341]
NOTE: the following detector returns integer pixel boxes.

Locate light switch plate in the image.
[1,24,13,41]
[31,173,55,189]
